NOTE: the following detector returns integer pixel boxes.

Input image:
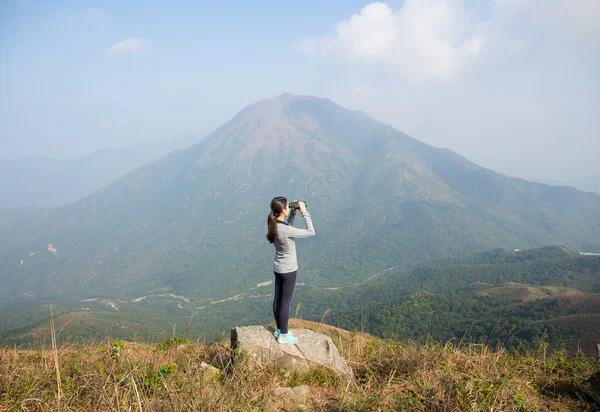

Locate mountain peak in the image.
[2,93,600,308]
[272,92,319,101]
[249,93,321,111]
[273,92,296,101]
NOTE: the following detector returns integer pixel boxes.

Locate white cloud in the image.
[88,8,107,18]
[352,84,382,96]
[312,0,599,190]
[494,0,600,41]
[106,38,151,55]
[540,0,600,41]
[308,1,485,80]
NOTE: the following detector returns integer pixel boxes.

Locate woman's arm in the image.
[286,211,315,238]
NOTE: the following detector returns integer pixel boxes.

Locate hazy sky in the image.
[1,0,599,189]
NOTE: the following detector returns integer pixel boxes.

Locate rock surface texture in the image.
[231,325,352,378]
[581,371,600,405]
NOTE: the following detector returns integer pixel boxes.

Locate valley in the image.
[1,95,599,358]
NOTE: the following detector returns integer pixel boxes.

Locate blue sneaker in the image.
[277,333,299,344]
[273,329,295,338]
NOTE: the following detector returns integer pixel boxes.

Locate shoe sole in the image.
[273,331,295,338]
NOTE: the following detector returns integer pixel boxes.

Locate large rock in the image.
[582,372,600,405]
[230,325,352,378]
[273,385,309,404]
[200,361,222,384]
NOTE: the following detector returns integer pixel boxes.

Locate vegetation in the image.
[1,319,598,411]
[2,246,600,359]
[1,96,600,306]
[294,246,600,357]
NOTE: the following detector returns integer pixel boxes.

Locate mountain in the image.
[526,174,600,196]
[1,93,600,305]
[0,134,203,208]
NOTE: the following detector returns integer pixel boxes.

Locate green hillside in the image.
[3,246,599,357]
[297,246,600,356]
[1,95,600,306]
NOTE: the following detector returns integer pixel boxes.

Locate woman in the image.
[266,196,315,344]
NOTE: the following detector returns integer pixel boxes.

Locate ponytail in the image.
[266,211,278,243]
[267,196,287,243]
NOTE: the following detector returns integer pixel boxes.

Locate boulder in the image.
[291,385,309,404]
[273,385,309,404]
[230,325,352,378]
[273,387,294,397]
[200,361,222,384]
[582,371,600,405]
[272,387,308,411]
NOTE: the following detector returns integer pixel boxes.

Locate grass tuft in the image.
[1,319,598,411]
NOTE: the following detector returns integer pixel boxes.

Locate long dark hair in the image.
[266,196,287,244]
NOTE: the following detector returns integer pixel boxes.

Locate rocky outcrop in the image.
[273,385,310,411]
[582,371,600,405]
[199,361,222,384]
[230,325,352,378]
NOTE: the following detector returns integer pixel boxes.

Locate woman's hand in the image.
[298,201,307,213]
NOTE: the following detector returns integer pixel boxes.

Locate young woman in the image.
[266,196,315,344]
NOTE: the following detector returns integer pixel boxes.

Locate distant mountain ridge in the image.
[0,134,203,208]
[523,174,600,196]
[1,94,599,305]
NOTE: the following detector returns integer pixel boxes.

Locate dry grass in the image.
[1,319,599,411]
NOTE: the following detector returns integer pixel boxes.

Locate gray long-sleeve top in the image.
[273,211,315,274]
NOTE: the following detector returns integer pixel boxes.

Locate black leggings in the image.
[273,270,297,334]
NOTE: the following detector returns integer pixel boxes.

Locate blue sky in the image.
[1,0,599,190]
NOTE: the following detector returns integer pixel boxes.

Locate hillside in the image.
[295,245,600,311]
[298,246,600,356]
[334,283,600,356]
[1,94,600,306]
[3,246,599,358]
[1,319,598,411]
[0,134,201,208]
